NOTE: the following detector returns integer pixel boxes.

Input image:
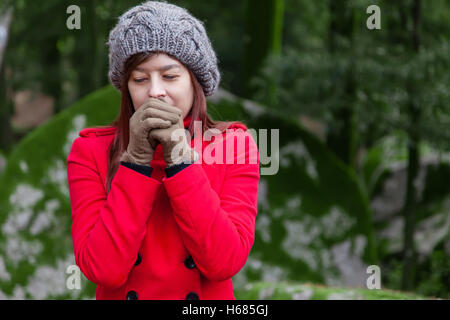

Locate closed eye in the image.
[133,75,178,83]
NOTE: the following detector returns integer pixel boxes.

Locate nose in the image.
[147,78,166,98]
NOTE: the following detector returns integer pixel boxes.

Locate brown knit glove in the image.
[147,100,199,168]
[120,98,181,166]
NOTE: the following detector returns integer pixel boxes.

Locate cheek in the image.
[128,84,146,109]
[172,80,194,115]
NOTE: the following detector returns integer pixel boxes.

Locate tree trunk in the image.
[44,34,63,114]
[242,0,284,104]
[0,61,14,152]
[401,0,421,291]
[0,6,14,153]
[76,0,101,99]
[326,0,357,168]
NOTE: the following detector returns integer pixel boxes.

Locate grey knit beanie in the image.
[107,0,220,97]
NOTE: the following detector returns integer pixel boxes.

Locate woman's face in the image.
[127,53,194,119]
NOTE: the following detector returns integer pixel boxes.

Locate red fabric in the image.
[66,115,260,300]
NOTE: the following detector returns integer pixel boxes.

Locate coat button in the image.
[134,253,142,266]
[126,290,138,300]
[186,292,199,300]
[184,255,196,269]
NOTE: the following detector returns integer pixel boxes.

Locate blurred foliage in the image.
[1,0,248,111]
[250,0,450,296]
[0,0,449,299]
[362,139,450,298]
[252,1,450,153]
[235,281,429,300]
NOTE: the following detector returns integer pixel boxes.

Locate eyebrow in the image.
[134,64,181,73]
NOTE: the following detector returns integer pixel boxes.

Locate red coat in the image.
[66,115,260,300]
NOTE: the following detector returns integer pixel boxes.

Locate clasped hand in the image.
[144,98,198,167]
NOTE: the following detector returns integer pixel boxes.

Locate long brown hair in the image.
[102,51,241,193]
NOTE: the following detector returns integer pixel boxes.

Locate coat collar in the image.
[183,113,193,129]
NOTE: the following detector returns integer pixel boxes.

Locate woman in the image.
[66,1,260,300]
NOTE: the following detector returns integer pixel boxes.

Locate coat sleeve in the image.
[66,137,161,288]
[163,130,260,281]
